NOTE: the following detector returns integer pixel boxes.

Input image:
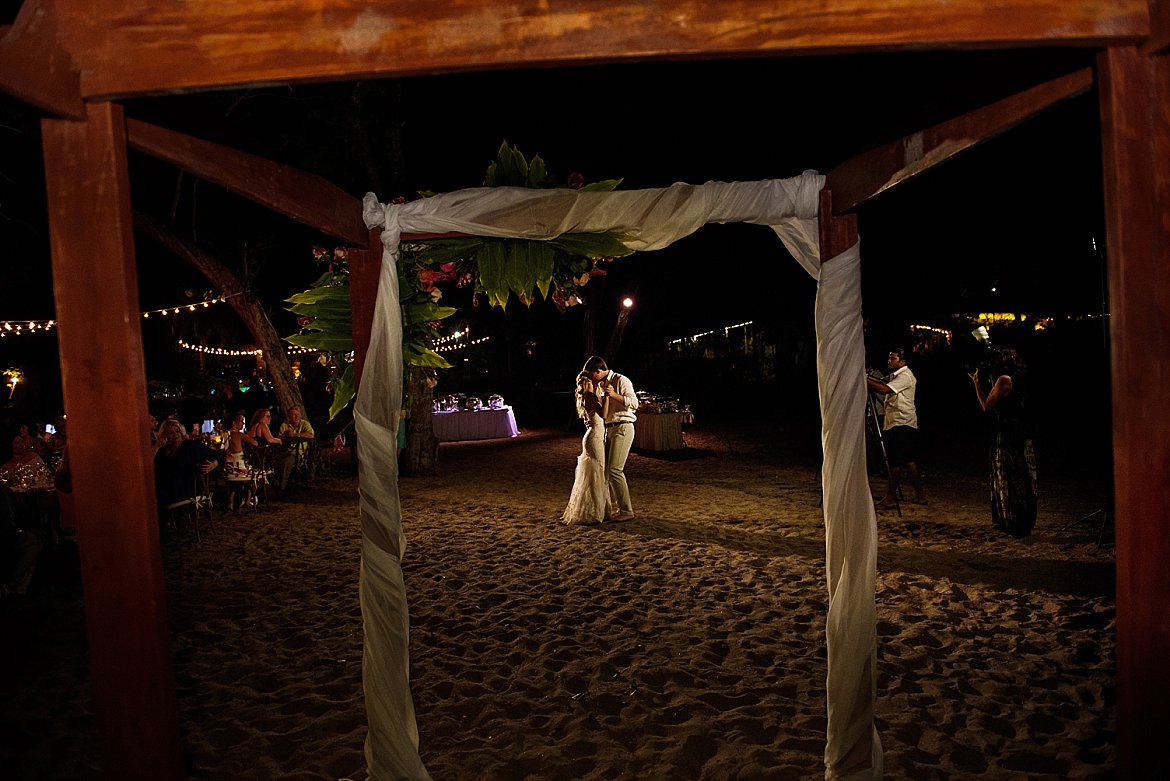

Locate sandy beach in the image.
[1,421,1115,780]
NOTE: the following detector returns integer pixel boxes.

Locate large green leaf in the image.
[477,242,509,309]
[526,154,548,188]
[579,178,623,192]
[286,332,353,352]
[328,363,356,420]
[404,343,453,369]
[403,303,458,327]
[412,237,484,266]
[285,286,352,306]
[551,231,634,259]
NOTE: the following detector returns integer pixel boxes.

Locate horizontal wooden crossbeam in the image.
[51,0,1147,99]
[126,118,370,248]
[825,66,1094,213]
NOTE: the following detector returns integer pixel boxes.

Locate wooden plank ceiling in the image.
[50,0,1149,99]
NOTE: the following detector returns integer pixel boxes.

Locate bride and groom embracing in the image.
[562,356,638,526]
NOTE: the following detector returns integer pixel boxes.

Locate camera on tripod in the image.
[961,325,995,375]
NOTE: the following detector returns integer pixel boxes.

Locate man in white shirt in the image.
[866,347,927,507]
[586,356,638,522]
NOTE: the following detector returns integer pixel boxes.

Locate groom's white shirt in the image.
[604,371,638,424]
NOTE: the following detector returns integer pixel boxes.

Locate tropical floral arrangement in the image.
[404,141,633,310]
[285,142,631,419]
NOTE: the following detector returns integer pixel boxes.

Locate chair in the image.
[244,444,275,510]
[281,438,316,493]
[162,474,215,543]
[194,471,217,535]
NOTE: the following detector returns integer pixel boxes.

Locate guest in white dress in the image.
[562,371,614,525]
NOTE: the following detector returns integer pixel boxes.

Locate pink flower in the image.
[297,316,315,328]
[440,262,456,274]
[312,246,328,260]
[568,172,585,190]
[333,247,349,261]
[390,195,407,205]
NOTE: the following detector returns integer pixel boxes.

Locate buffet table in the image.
[432,407,519,442]
[633,412,686,451]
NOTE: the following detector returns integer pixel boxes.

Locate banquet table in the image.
[633,412,686,451]
[432,407,519,442]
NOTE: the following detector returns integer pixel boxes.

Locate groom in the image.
[585,355,638,522]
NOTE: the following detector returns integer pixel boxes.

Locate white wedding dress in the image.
[562,411,614,524]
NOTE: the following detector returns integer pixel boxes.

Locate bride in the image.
[562,368,616,525]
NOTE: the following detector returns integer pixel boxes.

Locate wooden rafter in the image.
[1146,0,1170,54]
[125,118,370,248]
[50,0,1148,100]
[0,0,83,118]
[824,66,1094,213]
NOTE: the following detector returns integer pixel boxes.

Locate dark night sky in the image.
[2,43,1108,451]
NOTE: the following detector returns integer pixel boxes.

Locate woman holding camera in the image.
[969,348,1037,537]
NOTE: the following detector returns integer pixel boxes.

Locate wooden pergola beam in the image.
[1097,44,1170,778]
[824,66,1094,213]
[43,102,183,781]
[125,119,370,248]
[52,0,1148,99]
[1145,0,1170,55]
[0,0,84,118]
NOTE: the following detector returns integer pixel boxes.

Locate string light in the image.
[142,294,235,319]
[177,340,323,357]
[909,324,953,343]
[668,320,753,346]
[435,335,491,353]
[178,339,262,357]
[2,293,239,336]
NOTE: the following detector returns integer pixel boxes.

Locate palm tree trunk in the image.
[401,366,438,475]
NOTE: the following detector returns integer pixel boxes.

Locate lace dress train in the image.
[562,415,614,524]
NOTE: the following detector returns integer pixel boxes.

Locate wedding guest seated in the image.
[147,413,161,452]
[276,406,314,492]
[42,416,67,470]
[10,423,46,463]
[1,424,52,488]
[224,411,258,512]
[1,483,48,598]
[154,419,219,511]
[245,409,281,503]
[249,408,282,447]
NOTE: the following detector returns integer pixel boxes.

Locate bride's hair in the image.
[573,371,591,419]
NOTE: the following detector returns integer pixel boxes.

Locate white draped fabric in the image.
[356,172,880,780]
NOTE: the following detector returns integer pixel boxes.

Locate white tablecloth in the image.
[432,407,519,442]
[633,412,686,451]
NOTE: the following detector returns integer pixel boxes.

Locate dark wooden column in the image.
[1097,46,1170,778]
[41,102,183,781]
[819,188,859,257]
[348,228,382,388]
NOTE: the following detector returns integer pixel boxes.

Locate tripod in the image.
[865,392,901,517]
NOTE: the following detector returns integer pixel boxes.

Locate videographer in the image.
[866,347,927,508]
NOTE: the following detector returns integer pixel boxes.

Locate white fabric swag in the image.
[357,171,881,781]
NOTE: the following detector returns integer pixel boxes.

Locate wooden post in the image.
[1097,46,1170,778]
[41,102,183,781]
[819,188,859,258]
[348,228,382,389]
